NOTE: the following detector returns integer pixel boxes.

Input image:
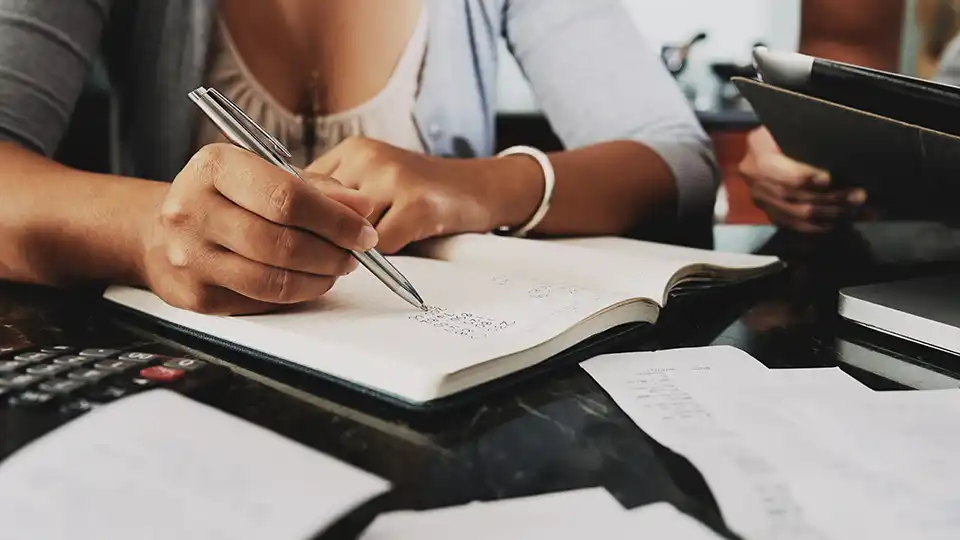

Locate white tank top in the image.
[194,7,428,168]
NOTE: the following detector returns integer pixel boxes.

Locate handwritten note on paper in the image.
[0,390,389,540]
[683,379,960,540]
[584,346,960,540]
[360,488,724,540]
[581,347,831,540]
[408,306,516,340]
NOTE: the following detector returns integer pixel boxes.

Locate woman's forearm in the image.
[0,142,165,286]
[799,0,904,71]
[473,141,678,236]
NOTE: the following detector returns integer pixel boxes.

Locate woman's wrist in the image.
[53,175,166,287]
[455,154,545,232]
[0,143,169,287]
[123,179,169,286]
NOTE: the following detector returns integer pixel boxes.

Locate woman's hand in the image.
[307,137,541,253]
[739,127,867,233]
[136,143,379,315]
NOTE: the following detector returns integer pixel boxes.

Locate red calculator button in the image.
[139,366,184,383]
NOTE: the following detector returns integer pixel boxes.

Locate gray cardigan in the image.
[0,0,718,221]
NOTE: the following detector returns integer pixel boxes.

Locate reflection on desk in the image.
[1,223,960,538]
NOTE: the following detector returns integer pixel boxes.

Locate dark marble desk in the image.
[4,223,960,539]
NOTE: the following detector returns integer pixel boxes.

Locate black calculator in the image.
[0,344,231,459]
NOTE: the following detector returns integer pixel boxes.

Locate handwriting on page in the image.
[623,368,824,539]
[584,357,828,540]
[527,284,580,298]
[626,369,714,424]
[409,307,516,340]
[489,276,580,299]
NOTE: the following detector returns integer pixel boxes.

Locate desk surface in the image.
[4,223,960,539]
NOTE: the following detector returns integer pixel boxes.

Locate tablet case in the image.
[732,76,960,222]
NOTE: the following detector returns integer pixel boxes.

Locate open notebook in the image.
[103,234,782,406]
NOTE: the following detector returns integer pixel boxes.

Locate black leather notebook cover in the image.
[733,76,960,222]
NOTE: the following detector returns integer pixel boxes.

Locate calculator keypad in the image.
[39,379,86,396]
[14,352,57,364]
[0,346,226,414]
[5,373,42,390]
[78,349,119,359]
[139,366,185,383]
[93,360,139,374]
[10,390,56,407]
[53,355,95,367]
[40,346,77,354]
[25,363,71,377]
[0,361,24,374]
[163,358,205,372]
[118,352,163,363]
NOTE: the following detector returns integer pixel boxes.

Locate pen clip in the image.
[207,88,293,159]
[191,87,292,161]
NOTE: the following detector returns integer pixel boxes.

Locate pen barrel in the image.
[353,250,424,307]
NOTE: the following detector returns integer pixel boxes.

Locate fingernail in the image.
[358,225,379,250]
[813,173,830,187]
[848,189,867,204]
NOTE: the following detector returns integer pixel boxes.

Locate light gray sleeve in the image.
[502,0,719,221]
[0,0,111,155]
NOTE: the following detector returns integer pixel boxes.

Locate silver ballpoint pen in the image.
[188,86,427,310]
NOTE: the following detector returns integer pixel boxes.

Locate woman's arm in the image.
[736,0,905,233]
[0,142,162,285]
[0,0,147,284]
[307,1,714,252]
[799,0,905,69]
[501,0,718,234]
[0,0,378,316]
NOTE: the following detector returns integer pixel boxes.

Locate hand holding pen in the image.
[181,87,426,311]
[133,88,424,315]
[135,135,379,315]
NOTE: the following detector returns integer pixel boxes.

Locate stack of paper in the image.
[582,346,960,540]
[360,487,723,539]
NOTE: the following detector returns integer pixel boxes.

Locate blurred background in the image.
[498,0,798,114]
[495,0,960,226]
[59,0,960,228]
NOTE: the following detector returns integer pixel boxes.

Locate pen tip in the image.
[410,291,427,310]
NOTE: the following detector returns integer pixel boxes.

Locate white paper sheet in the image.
[582,346,830,540]
[583,346,960,540]
[714,387,960,539]
[359,487,723,539]
[0,390,390,540]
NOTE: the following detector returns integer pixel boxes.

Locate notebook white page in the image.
[417,233,782,303]
[554,235,782,270]
[359,487,723,540]
[105,256,648,402]
[417,234,676,300]
[0,390,389,540]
